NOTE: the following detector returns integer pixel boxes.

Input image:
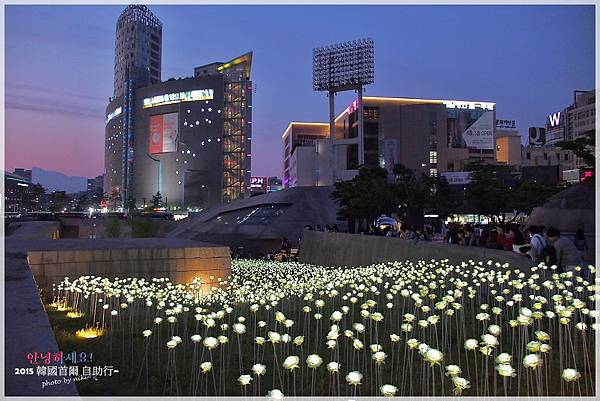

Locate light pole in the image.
[147,153,162,196]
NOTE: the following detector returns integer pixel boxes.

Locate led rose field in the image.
[46,259,597,397]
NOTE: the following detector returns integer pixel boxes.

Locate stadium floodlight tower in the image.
[313,38,374,183]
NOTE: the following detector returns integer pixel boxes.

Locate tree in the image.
[152,191,163,208]
[509,180,560,221]
[331,165,396,231]
[555,129,595,171]
[48,191,69,213]
[465,162,559,223]
[464,163,512,223]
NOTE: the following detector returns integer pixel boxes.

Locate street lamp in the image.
[147,153,162,198]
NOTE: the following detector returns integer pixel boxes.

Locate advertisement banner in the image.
[149,113,178,154]
[440,171,472,185]
[462,111,494,150]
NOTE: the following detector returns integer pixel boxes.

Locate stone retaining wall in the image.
[299,230,535,270]
[28,245,231,297]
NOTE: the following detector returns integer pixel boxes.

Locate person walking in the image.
[547,227,584,275]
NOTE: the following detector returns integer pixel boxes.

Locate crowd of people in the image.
[301,219,591,278]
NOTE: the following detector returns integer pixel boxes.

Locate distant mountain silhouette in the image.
[31,167,88,194]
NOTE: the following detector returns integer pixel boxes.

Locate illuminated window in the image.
[429,168,438,177]
[429,151,437,164]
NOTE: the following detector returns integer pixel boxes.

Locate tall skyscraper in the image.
[113,5,162,97]
[105,5,252,211]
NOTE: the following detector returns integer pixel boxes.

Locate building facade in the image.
[113,5,162,98]
[283,96,496,187]
[87,175,104,195]
[105,5,252,210]
[545,89,595,145]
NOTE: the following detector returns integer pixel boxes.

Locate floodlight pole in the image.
[329,90,336,185]
[357,85,364,166]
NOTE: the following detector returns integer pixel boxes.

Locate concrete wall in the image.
[299,230,535,270]
[28,245,231,298]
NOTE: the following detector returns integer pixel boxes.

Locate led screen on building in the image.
[447,109,494,150]
[149,113,178,154]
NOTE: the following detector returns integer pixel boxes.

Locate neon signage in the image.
[105,107,122,124]
[346,98,359,114]
[443,100,495,111]
[548,112,561,127]
[143,89,214,109]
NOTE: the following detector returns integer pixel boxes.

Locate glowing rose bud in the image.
[445,364,462,377]
[452,377,470,395]
[360,310,370,319]
[190,334,201,343]
[258,320,267,328]
[268,389,284,400]
[370,344,382,353]
[407,339,419,349]
[523,354,542,369]
[481,334,499,347]
[326,339,337,349]
[345,371,363,386]
[218,335,228,344]
[315,299,325,308]
[282,355,300,370]
[380,384,398,397]
[255,336,265,345]
[488,325,501,336]
[345,330,354,338]
[203,336,219,349]
[479,345,493,356]
[562,368,581,382]
[464,339,478,351]
[495,353,511,364]
[576,322,587,331]
[331,311,343,321]
[353,323,365,333]
[403,313,416,322]
[252,363,266,376]
[390,334,400,342]
[327,361,340,373]
[372,351,387,364]
[535,331,550,342]
[238,374,253,386]
[314,313,323,320]
[233,323,246,335]
[418,320,429,328]
[424,348,443,366]
[496,363,516,377]
[268,331,281,344]
[306,354,323,368]
[281,334,290,343]
[275,311,286,322]
[352,338,364,350]
[201,361,212,373]
[371,312,384,322]
[527,341,541,352]
[166,339,178,349]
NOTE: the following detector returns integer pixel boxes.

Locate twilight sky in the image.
[5,4,595,179]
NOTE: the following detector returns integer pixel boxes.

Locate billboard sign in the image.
[149,113,178,154]
[548,112,561,127]
[250,176,268,194]
[496,119,516,130]
[440,171,472,185]
[462,111,494,150]
[143,89,214,109]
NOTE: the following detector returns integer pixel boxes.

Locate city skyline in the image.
[5,4,595,179]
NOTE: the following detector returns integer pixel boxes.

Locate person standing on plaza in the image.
[573,229,589,254]
[546,227,584,275]
[528,225,548,262]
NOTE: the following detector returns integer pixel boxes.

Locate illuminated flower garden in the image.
[47,259,597,396]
